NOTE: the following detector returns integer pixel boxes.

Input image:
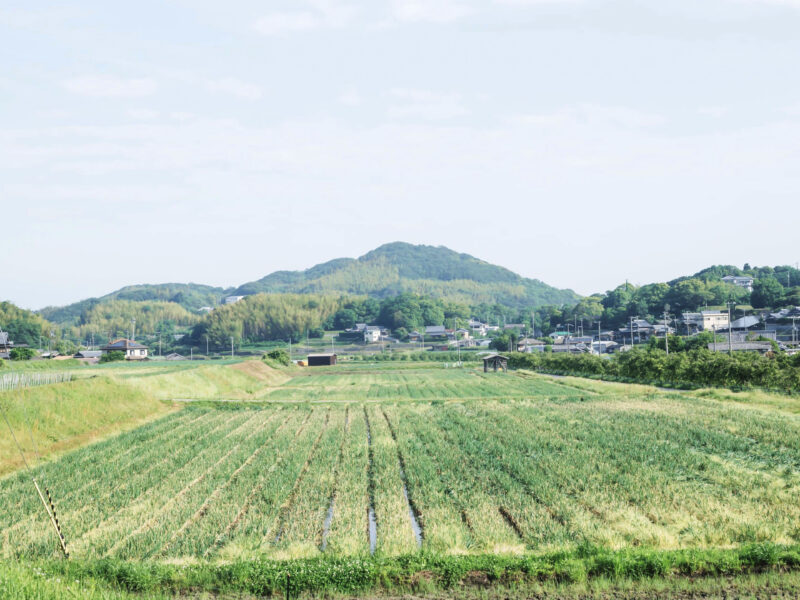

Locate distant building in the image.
[307,353,337,366]
[198,306,213,313]
[683,311,730,333]
[468,320,488,336]
[729,315,760,330]
[0,331,10,352]
[701,311,730,331]
[101,338,149,360]
[425,325,447,337]
[518,338,546,353]
[224,295,246,304]
[721,275,754,292]
[364,326,382,343]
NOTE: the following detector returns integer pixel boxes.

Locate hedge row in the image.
[508,348,800,392]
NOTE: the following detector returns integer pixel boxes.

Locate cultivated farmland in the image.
[2,363,800,565]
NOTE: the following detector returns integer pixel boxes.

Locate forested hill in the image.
[39,283,229,326]
[35,243,578,330]
[232,242,579,309]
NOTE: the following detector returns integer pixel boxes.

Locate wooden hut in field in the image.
[307,353,337,366]
[483,354,508,373]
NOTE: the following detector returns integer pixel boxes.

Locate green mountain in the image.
[38,243,579,329]
[39,283,229,326]
[232,242,579,309]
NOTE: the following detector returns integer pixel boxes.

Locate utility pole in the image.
[205,335,209,357]
[454,318,461,365]
[288,337,292,361]
[629,317,635,348]
[231,336,234,359]
[727,302,733,355]
[663,306,670,356]
[190,346,193,361]
[131,318,136,342]
[597,321,602,354]
[158,334,162,357]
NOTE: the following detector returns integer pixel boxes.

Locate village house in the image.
[424,325,448,338]
[518,338,546,352]
[701,310,730,331]
[224,295,246,304]
[468,320,488,336]
[74,350,102,364]
[721,275,755,292]
[682,311,730,333]
[0,331,12,354]
[101,338,149,360]
[363,326,382,343]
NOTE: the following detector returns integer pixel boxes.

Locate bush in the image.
[265,349,290,366]
[9,347,36,361]
[55,339,78,356]
[99,351,126,363]
[508,347,800,393]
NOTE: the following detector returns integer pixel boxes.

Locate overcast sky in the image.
[2,0,799,309]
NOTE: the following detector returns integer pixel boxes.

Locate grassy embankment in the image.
[0,359,289,476]
[0,377,172,477]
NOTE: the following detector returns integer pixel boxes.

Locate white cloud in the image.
[729,0,800,7]
[494,0,581,4]
[254,0,355,35]
[127,108,159,120]
[204,77,263,100]
[387,89,470,120]
[170,112,194,122]
[339,89,363,107]
[698,106,728,118]
[391,0,474,23]
[516,104,665,129]
[63,76,157,98]
[254,12,320,35]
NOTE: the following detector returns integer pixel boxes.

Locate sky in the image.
[2,0,800,309]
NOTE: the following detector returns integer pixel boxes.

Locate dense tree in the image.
[490,332,518,353]
[0,302,57,346]
[751,277,784,309]
[665,279,714,311]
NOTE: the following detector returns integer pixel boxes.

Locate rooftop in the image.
[101,338,148,350]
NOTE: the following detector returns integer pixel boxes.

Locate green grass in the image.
[0,377,172,477]
[2,362,800,597]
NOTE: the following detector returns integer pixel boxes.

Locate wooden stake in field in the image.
[0,398,70,558]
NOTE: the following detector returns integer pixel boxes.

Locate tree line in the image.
[508,348,800,392]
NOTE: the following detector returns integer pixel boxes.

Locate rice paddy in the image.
[2,362,799,565]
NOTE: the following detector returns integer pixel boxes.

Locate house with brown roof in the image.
[101,338,149,360]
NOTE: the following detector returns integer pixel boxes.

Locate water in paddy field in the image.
[364,409,378,555]
[402,477,423,548]
[368,507,377,554]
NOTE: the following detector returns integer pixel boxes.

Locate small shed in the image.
[483,354,508,372]
[308,353,337,366]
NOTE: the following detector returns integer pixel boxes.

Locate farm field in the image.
[2,363,800,568]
